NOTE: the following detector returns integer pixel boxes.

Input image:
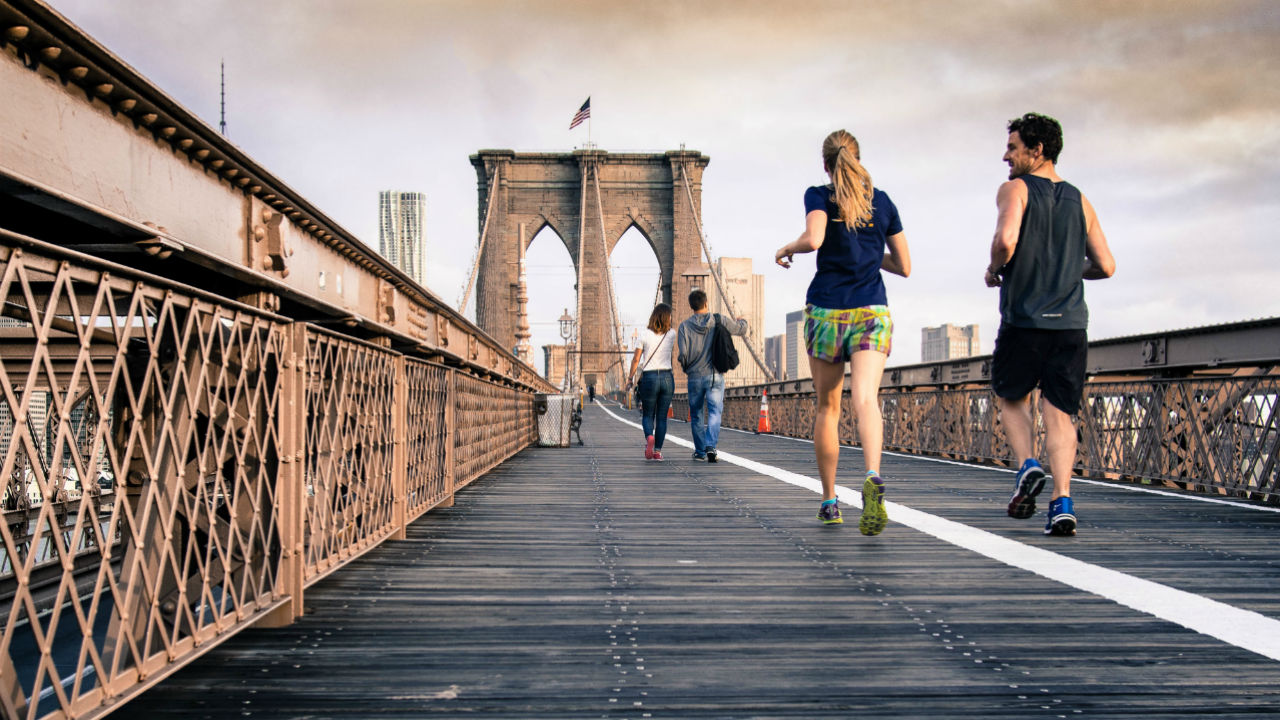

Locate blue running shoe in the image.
[1007,459,1046,519]
[817,500,842,525]
[1044,496,1077,536]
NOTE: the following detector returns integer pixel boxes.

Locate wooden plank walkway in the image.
[125,402,1280,719]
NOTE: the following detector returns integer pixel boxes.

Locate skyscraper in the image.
[378,191,426,286]
[785,310,810,381]
[764,334,786,382]
[921,323,980,362]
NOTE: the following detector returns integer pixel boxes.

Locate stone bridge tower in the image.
[469,148,710,392]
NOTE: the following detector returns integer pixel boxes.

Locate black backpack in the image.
[710,314,740,373]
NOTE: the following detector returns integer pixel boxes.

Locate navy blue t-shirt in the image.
[803,185,903,309]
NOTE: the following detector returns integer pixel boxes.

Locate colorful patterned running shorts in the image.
[804,304,893,363]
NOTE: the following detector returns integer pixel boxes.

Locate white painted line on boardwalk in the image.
[720,422,1280,514]
[597,403,1280,662]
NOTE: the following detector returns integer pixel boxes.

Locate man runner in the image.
[985,112,1116,536]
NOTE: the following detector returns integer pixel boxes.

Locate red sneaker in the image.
[645,435,655,460]
[652,451,663,461]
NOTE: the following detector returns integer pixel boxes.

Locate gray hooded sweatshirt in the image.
[677,312,749,377]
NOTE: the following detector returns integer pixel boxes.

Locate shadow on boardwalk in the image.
[126,402,1280,719]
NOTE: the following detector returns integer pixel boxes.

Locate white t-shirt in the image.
[636,328,675,372]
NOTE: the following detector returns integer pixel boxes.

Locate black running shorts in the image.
[991,324,1088,415]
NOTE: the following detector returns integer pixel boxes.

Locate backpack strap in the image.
[708,313,719,379]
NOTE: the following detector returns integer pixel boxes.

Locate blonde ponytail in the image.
[822,130,873,230]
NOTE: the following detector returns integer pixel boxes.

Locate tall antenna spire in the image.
[219,59,226,136]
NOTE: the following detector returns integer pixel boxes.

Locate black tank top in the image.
[998,175,1089,329]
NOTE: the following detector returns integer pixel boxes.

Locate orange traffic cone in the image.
[667,404,674,418]
[756,389,772,434]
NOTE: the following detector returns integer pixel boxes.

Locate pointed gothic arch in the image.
[526,213,573,257]
[609,223,663,348]
[469,149,709,392]
[606,213,659,255]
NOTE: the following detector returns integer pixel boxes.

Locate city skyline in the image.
[42,0,1280,366]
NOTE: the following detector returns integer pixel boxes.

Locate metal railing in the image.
[0,3,555,714]
[670,362,1279,504]
[0,237,541,719]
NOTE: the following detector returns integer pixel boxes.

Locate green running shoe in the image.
[859,475,888,536]
[817,500,842,525]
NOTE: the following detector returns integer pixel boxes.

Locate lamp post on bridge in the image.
[558,308,576,392]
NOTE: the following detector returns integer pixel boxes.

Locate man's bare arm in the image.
[986,179,1026,286]
[1080,193,1115,280]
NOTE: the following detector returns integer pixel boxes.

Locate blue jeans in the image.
[638,370,674,449]
[687,373,725,455]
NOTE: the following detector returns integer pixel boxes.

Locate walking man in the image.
[677,289,747,462]
[986,112,1116,535]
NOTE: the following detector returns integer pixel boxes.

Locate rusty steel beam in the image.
[0,0,551,393]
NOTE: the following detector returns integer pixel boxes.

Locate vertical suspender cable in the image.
[574,155,589,390]
[592,165,625,387]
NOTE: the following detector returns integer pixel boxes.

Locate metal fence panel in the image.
[300,328,399,585]
[0,243,288,719]
[454,374,537,488]
[403,360,452,521]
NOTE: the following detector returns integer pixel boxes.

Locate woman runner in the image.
[774,129,912,533]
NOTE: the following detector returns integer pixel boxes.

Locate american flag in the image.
[569,97,590,130]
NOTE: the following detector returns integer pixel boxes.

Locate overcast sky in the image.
[44,0,1280,366]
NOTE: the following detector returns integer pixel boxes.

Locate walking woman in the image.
[627,303,676,460]
[774,129,912,533]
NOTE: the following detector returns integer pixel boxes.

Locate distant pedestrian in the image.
[677,289,747,463]
[774,129,911,533]
[588,384,596,403]
[985,112,1115,536]
[627,303,676,461]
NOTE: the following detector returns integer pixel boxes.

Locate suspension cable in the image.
[458,164,499,316]
[573,155,588,389]
[592,163,626,387]
[678,162,775,382]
